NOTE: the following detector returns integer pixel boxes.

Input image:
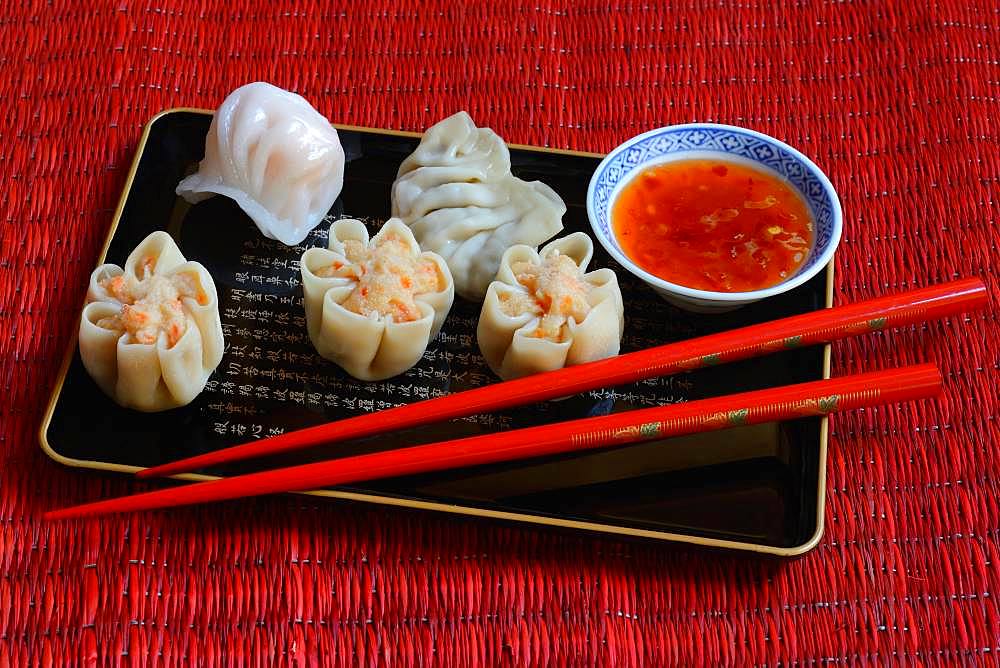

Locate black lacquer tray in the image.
[41,110,832,555]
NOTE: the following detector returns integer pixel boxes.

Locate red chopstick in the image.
[47,364,941,519]
[137,278,986,480]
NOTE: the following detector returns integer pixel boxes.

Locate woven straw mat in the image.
[2,1,998,665]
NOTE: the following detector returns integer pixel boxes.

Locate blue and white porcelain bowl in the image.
[587,123,842,313]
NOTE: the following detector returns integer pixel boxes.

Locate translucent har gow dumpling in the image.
[391,112,565,301]
[176,82,346,246]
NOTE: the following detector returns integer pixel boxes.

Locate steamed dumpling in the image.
[301,219,454,381]
[176,82,345,246]
[407,178,565,304]
[477,232,624,381]
[391,111,565,301]
[396,110,510,185]
[79,231,224,411]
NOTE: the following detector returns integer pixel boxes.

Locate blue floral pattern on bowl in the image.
[590,125,838,275]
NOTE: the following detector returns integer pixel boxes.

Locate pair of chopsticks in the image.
[45,278,987,520]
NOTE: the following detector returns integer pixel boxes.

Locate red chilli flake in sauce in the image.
[612,159,814,293]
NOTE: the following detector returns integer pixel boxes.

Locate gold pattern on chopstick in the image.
[744,305,928,361]
[656,413,717,433]
[570,431,599,448]
[825,388,877,411]
[701,411,735,429]
[572,386,877,450]
[652,300,920,378]
[727,408,749,426]
[817,394,839,413]
[759,335,805,354]
[671,357,703,372]
[613,422,664,440]
[784,335,803,349]
[571,421,665,449]
[699,389,878,431]
[784,389,876,418]
[758,340,782,354]
[703,408,748,427]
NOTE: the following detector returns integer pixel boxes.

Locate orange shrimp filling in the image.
[315,233,443,323]
[139,256,156,279]
[96,262,208,348]
[498,251,592,342]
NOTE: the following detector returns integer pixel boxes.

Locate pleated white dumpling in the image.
[477,232,624,381]
[79,231,225,411]
[176,82,346,246]
[391,111,565,301]
[300,219,455,381]
[395,109,511,187]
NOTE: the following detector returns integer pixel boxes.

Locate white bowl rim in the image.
[586,122,843,303]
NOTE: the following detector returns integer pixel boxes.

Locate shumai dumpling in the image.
[391,111,565,301]
[301,219,454,381]
[176,82,346,246]
[79,231,224,411]
[477,232,624,381]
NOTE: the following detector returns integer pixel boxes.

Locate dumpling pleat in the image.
[87,265,124,304]
[476,286,535,376]
[317,293,386,380]
[503,329,572,381]
[370,309,436,381]
[115,338,173,412]
[125,231,186,280]
[79,302,124,397]
[170,262,225,370]
[157,319,207,407]
[565,299,623,367]
[415,254,455,337]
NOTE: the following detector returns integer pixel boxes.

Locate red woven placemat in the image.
[2,1,998,664]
